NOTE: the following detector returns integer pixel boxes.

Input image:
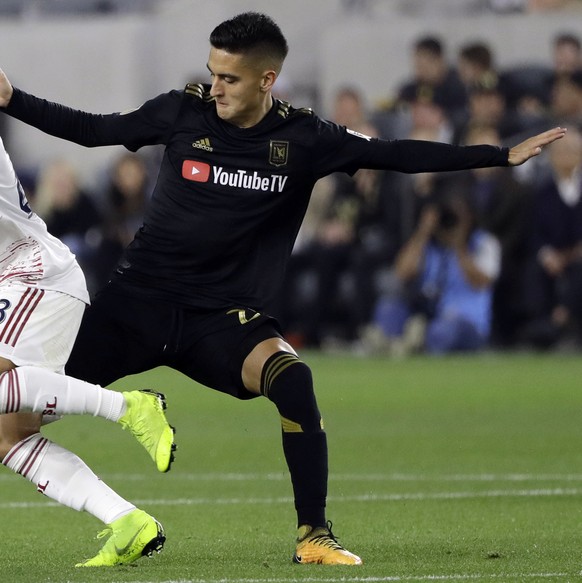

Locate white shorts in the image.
[0,284,85,374]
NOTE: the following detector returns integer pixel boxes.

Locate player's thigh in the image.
[0,412,42,460]
[66,286,171,386]
[0,288,78,456]
[0,285,84,373]
[174,310,285,399]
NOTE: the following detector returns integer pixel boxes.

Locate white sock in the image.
[0,367,125,421]
[3,433,134,524]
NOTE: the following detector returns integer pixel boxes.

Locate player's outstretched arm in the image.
[0,69,13,108]
[507,127,567,166]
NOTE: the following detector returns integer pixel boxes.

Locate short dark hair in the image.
[554,32,581,51]
[210,12,289,65]
[414,36,443,57]
[459,42,493,70]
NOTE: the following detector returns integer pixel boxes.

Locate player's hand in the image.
[507,127,567,166]
[0,69,14,108]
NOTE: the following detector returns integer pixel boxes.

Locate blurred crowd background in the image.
[2,0,582,357]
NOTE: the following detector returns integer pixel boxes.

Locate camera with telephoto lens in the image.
[437,202,459,230]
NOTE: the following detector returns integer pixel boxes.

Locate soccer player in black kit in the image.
[0,12,566,567]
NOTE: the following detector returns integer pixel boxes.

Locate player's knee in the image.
[0,369,12,415]
[260,351,322,432]
[0,411,42,463]
[0,439,13,462]
[0,430,21,462]
[0,371,16,459]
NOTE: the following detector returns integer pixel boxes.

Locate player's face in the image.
[207,47,274,128]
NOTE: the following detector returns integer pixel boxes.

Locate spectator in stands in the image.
[498,38,582,184]
[457,41,498,92]
[277,86,382,347]
[397,35,467,127]
[500,33,581,122]
[455,41,544,133]
[339,89,459,354]
[550,70,582,126]
[445,123,532,346]
[363,190,501,356]
[455,75,527,143]
[33,158,101,288]
[552,32,582,75]
[521,125,582,349]
[383,89,456,249]
[92,152,150,291]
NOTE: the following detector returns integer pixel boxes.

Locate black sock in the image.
[261,351,327,528]
[282,431,327,528]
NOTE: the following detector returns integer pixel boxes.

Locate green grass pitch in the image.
[3,352,582,582]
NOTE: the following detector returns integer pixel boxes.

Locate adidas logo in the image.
[192,137,213,152]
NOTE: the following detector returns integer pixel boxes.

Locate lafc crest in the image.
[269,140,289,167]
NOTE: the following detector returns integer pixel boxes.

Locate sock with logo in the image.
[261,351,327,528]
[0,366,125,421]
[2,433,134,524]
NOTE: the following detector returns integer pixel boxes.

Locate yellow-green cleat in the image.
[119,389,176,473]
[293,521,362,565]
[75,509,165,567]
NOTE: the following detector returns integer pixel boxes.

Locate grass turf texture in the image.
[3,352,582,582]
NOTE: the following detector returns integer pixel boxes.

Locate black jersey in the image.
[5,85,509,310]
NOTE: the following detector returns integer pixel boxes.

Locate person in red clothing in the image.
[0,134,174,568]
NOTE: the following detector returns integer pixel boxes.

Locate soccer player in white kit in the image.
[0,135,175,567]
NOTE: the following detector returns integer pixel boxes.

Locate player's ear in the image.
[261,70,277,93]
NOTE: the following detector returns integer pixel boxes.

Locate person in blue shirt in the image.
[371,191,500,355]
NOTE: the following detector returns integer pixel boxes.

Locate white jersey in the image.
[0,136,90,303]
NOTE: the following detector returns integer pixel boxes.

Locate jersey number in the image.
[0,299,11,324]
[17,180,32,216]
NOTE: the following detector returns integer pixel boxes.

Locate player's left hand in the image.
[507,127,567,166]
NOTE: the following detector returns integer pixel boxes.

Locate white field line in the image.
[3,487,582,510]
[3,471,582,483]
[112,572,573,583]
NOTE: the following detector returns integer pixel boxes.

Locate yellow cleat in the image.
[75,509,165,567]
[293,521,362,565]
[119,389,176,473]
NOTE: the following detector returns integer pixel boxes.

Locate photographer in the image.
[363,190,501,355]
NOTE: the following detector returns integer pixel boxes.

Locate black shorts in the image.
[66,285,283,399]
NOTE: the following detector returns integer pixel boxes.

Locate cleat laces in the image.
[308,522,345,551]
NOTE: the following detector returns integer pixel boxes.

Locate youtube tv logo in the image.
[182,160,210,182]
